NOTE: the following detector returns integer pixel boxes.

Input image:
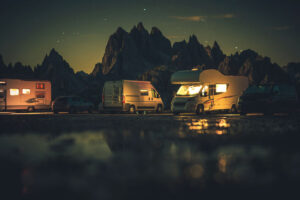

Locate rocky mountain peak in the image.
[188,35,199,45]
[211,41,225,66]
[150,27,162,36]
[137,22,146,32]
[43,48,64,65]
[212,41,221,51]
[116,27,127,36]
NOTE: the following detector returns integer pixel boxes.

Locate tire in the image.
[27,106,34,112]
[156,105,163,113]
[69,107,77,114]
[230,105,237,114]
[196,105,204,115]
[129,105,136,114]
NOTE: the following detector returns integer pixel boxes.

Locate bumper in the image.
[171,102,197,113]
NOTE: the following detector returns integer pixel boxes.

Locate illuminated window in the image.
[216,84,227,93]
[22,89,30,95]
[36,83,45,89]
[0,81,7,85]
[10,89,19,96]
[201,86,208,97]
[151,89,160,98]
[36,92,45,98]
[177,85,202,96]
[140,90,149,96]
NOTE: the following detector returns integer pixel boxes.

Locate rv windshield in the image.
[176,85,202,96]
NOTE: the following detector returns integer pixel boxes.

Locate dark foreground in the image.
[0,113,300,199]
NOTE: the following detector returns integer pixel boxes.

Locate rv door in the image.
[208,85,215,110]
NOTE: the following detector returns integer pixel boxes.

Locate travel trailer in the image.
[0,79,51,111]
[171,69,249,114]
[101,80,164,113]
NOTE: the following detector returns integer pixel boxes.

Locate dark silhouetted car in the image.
[238,84,299,115]
[52,96,94,114]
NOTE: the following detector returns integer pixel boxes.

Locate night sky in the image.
[0,0,299,73]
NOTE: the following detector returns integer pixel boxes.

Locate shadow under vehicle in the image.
[238,84,299,115]
[52,96,94,114]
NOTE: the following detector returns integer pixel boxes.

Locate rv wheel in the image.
[196,105,204,115]
[230,105,237,114]
[156,105,163,113]
[129,105,136,114]
[27,106,34,112]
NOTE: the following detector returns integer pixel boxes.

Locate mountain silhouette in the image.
[0,23,299,105]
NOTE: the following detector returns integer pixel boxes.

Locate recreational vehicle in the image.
[0,79,51,111]
[101,80,164,113]
[171,69,249,114]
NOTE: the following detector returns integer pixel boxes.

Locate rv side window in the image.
[36,92,45,98]
[151,89,160,98]
[140,90,149,96]
[10,89,19,96]
[22,89,30,95]
[215,84,227,94]
[200,86,208,97]
[36,83,45,89]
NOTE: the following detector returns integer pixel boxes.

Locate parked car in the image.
[52,96,94,114]
[101,80,164,114]
[238,84,299,115]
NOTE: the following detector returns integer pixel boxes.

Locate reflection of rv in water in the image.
[171,69,249,114]
[0,79,51,111]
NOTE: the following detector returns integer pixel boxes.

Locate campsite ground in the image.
[0,112,300,199]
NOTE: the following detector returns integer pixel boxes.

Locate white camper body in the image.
[0,79,51,111]
[171,69,249,114]
[101,80,164,113]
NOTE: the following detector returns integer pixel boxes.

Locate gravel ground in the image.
[0,112,300,199]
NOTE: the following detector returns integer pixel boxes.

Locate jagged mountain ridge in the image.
[0,22,299,104]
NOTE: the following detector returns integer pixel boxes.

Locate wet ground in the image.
[0,112,300,199]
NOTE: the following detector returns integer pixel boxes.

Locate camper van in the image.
[0,79,51,111]
[171,69,249,114]
[101,80,164,113]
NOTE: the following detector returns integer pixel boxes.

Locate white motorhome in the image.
[101,80,164,113]
[0,79,51,111]
[171,69,249,114]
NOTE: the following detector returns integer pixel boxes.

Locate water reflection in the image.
[183,118,230,135]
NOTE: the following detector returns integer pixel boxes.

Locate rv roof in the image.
[171,70,202,84]
[123,80,151,83]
